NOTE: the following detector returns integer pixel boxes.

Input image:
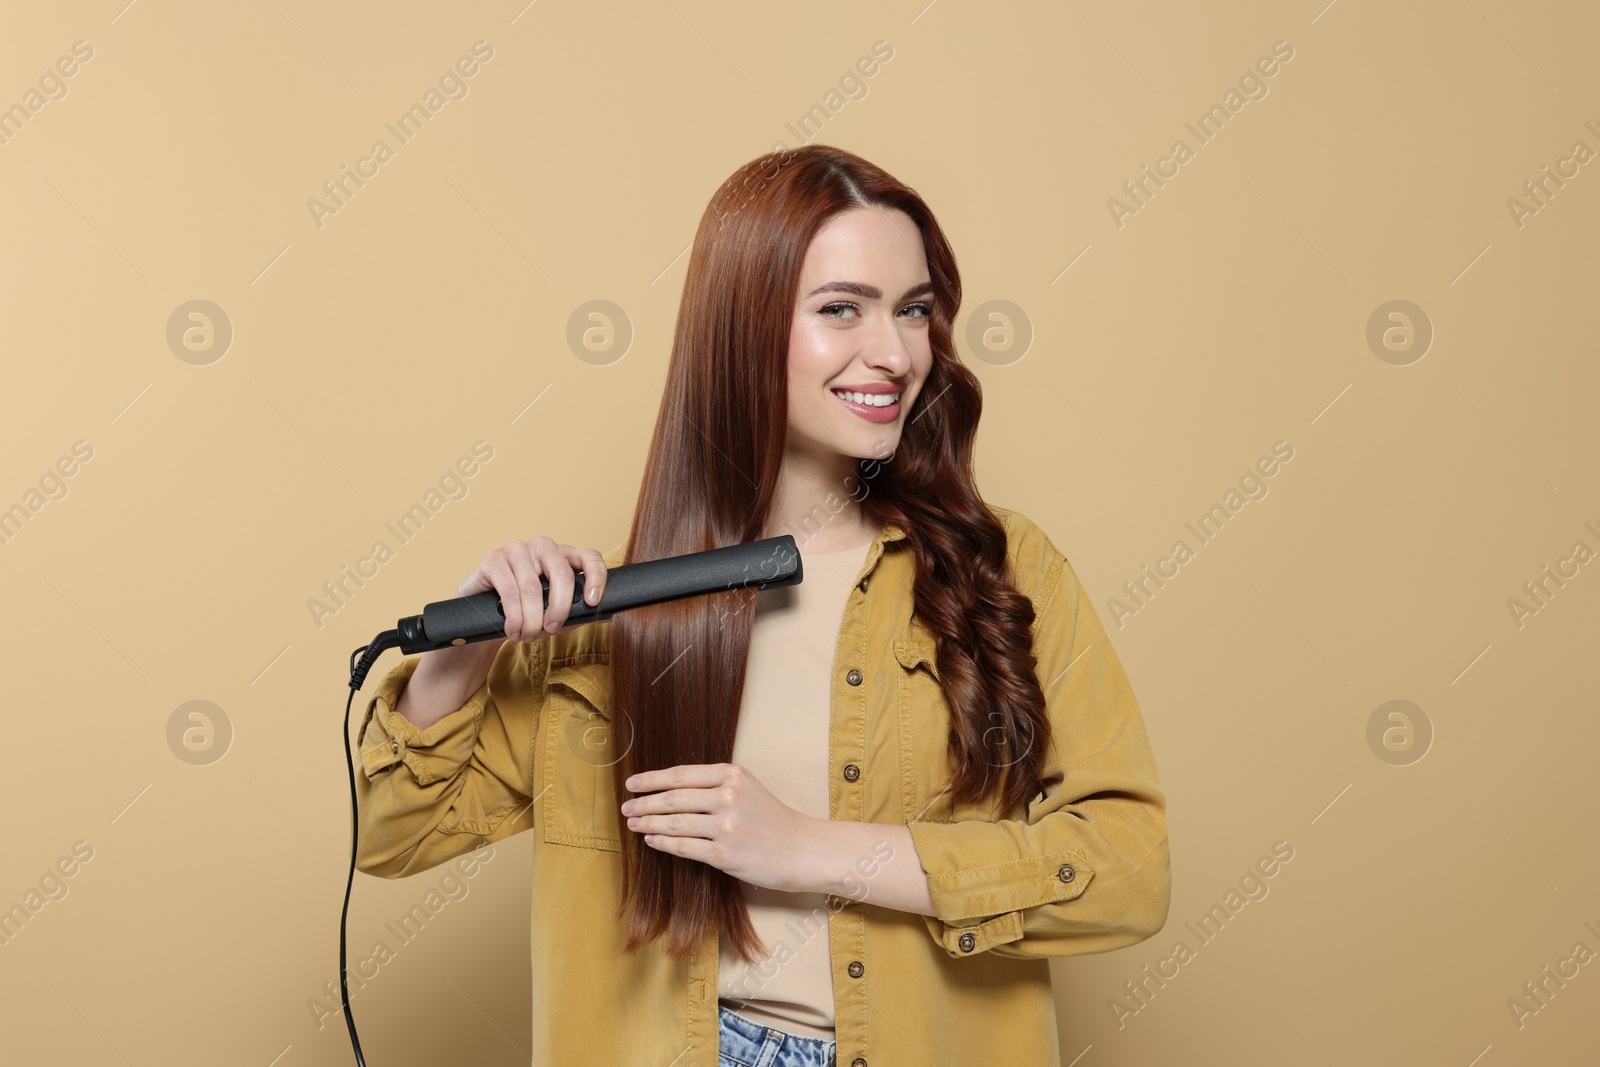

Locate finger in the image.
[641,832,690,859]
[554,546,607,634]
[630,764,729,794]
[477,549,527,639]
[631,812,713,837]
[573,547,607,607]
[529,537,575,633]
[625,787,721,817]
[500,540,546,641]
[642,832,722,871]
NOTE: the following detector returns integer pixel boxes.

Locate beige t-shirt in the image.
[715,536,872,1041]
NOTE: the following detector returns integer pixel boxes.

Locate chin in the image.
[844,432,901,462]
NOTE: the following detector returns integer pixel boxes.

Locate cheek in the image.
[789,316,824,355]
[787,321,843,385]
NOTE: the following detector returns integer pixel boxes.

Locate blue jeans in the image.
[717,1003,837,1067]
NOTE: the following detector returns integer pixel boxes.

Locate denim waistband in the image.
[717,1003,837,1067]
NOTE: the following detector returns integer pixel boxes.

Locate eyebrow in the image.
[806,280,935,302]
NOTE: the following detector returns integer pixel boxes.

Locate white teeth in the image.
[833,389,900,408]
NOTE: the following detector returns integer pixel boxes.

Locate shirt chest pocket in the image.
[895,628,1035,823]
[894,630,969,820]
[542,660,625,852]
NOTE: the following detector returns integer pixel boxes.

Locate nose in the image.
[862,314,913,377]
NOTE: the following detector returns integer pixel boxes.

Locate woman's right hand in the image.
[396,537,609,730]
[456,536,610,641]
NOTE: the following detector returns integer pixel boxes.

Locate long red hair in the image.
[609,144,1053,963]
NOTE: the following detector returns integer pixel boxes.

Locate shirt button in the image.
[958,932,976,952]
[843,763,860,781]
[846,669,862,685]
[847,960,864,978]
[851,1059,868,1067]
[391,741,399,754]
[858,578,868,592]
[1057,864,1076,883]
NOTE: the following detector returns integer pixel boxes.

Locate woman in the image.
[356,144,1171,1067]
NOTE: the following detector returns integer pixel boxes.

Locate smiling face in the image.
[786,205,936,468]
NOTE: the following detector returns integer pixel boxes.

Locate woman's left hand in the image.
[621,763,821,894]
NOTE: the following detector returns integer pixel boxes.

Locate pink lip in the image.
[832,388,900,423]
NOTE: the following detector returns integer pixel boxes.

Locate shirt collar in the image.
[852,518,908,589]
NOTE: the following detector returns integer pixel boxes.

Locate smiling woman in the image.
[355,144,1170,1067]
[602,144,1169,1063]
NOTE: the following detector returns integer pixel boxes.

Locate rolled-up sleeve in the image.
[906,542,1171,959]
[354,636,547,878]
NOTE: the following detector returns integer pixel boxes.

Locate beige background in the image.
[2,1,1596,1064]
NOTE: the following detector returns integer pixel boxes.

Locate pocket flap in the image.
[547,662,610,718]
[894,634,941,681]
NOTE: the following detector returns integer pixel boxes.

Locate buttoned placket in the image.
[691,521,907,1067]
[825,520,905,1067]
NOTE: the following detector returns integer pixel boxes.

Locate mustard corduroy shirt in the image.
[354,505,1171,1066]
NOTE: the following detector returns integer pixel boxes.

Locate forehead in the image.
[799,206,927,282]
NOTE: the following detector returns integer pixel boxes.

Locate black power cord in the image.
[342,631,402,1066]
